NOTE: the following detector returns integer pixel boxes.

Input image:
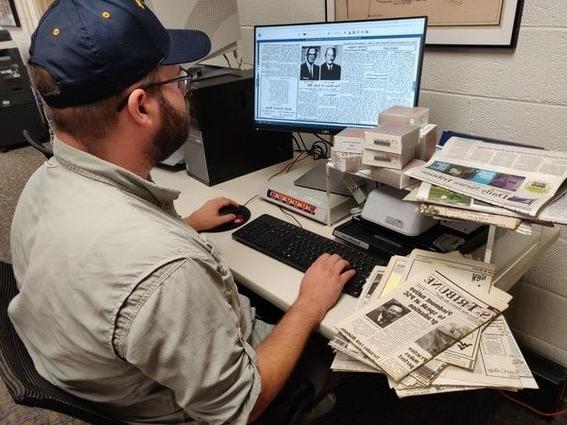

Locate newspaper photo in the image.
[405,137,567,216]
[434,316,538,390]
[337,265,511,381]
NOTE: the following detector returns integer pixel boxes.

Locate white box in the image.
[364,124,418,155]
[416,124,438,161]
[331,148,363,172]
[333,128,365,154]
[368,159,424,189]
[378,106,429,128]
[362,148,414,169]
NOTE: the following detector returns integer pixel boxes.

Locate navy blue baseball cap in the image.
[29,0,211,108]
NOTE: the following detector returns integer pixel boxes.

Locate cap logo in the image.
[52,28,61,36]
[101,11,111,19]
[134,0,145,9]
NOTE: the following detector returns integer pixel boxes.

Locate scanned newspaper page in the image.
[256,33,423,129]
[337,265,511,381]
[335,0,503,26]
[406,137,567,216]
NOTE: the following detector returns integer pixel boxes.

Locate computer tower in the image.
[0,31,49,150]
[184,68,292,186]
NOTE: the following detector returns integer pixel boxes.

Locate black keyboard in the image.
[232,214,387,297]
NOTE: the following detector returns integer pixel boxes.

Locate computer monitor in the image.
[145,0,241,62]
[253,17,427,134]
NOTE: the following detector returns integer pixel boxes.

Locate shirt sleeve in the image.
[119,257,262,425]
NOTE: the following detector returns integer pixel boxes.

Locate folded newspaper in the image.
[405,137,567,217]
[330,250,537,397]
[408,182,563,228]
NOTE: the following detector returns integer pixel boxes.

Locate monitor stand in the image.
[293,160,351,196]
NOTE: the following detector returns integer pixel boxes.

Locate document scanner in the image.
[333,186,488,258]
[362,186,436,236]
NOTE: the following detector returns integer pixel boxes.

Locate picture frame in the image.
[0,0,20,27]
[327,0,524,48]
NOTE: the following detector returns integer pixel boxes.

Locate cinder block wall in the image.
[238,0,567,366]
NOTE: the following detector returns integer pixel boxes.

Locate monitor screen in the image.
[253,17,427,134]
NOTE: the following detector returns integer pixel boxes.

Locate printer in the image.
[0,27,48,150]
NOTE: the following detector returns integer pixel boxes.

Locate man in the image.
[9,1,355,424]
[300,47,320,80]
[320,47,341,80]
[366,301,407,328]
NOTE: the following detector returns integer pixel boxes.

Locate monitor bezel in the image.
[253,16,428,135]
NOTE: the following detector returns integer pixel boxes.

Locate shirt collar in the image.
[52,136,180,205]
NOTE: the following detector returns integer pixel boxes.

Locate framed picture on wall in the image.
[328,0,524,48]
[0,0,20,27]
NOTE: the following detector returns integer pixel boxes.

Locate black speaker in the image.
[185,68,292,186]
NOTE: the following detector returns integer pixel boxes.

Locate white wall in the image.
[3,0,43,60]
[237,0,567,366]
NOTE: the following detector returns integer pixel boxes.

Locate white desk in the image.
[152,159,559,339]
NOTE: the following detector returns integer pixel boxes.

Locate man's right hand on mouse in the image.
[184,197,238,231]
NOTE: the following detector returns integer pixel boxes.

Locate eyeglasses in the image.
[116,67,193,111]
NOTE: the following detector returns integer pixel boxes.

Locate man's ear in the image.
[126,88,158,127]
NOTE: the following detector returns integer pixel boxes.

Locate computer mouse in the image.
[203,204,251,233]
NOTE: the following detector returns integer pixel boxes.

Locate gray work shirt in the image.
[9,137,264,424]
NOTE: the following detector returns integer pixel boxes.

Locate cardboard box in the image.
[364,124,419,155]
[333,127,365,154]
[331,148,363,172]
[362,147,414,169]
[367,159,424,189]
[379,106,429,128]
[417,124,438,161]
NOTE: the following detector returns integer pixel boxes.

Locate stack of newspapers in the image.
[330,249,538,398]
[402,137,567,232]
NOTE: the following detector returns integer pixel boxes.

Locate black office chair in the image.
[0,261,317,425]
[22,129,53,159]
[0,261,125,425]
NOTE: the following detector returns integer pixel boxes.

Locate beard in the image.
[148,92,189,164]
